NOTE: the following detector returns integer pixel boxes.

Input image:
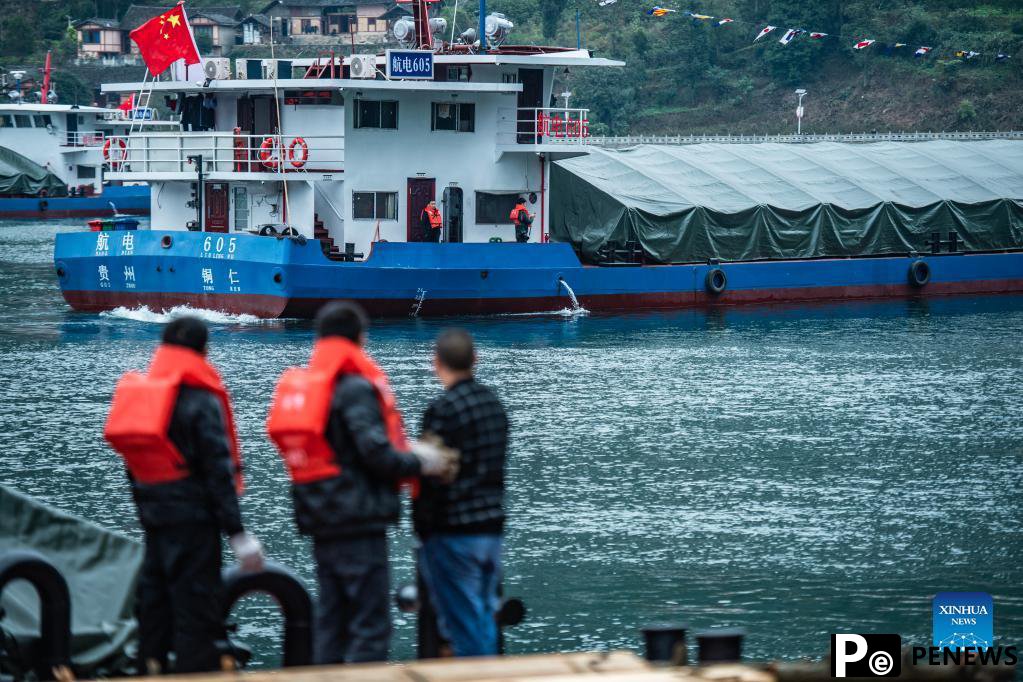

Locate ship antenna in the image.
[268,13,289,226]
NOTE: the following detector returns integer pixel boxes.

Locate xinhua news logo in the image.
[831,634,902,677]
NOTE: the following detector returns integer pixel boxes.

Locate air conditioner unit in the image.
[350,55,377,79]
[203,57,231,80]
[262,60,278,79]
[235,58,248,79]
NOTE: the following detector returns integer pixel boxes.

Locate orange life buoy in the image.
[288,137,309,169]
[102,138,127,170]
[259,137,279,170]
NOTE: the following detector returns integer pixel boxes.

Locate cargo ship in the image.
[53,1,1023,317]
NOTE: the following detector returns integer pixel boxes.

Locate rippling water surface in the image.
[1,219,1021,666]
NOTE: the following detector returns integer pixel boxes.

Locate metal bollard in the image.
[0,550,72,681]
[222,561,314,667]
[695,627,746,664]
[641,623,689,665]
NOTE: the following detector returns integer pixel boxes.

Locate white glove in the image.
[411,439,460,481]
[229,532,265,573]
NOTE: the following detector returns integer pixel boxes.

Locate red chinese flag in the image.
[130,4,200,75]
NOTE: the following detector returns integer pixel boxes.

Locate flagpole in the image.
[268,17,289,227]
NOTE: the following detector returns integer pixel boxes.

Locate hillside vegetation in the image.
[2,0,1021,134]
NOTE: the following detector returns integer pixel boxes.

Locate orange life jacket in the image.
[267,337,415,492]
[509,204,526,222]
[104,344,244,494]
[423,206,443,229]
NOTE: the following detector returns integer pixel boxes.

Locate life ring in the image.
[705,267,727,294]
[908,260,930,287]
[259,137,279,170]
[288,138,308,168]
[102,138,127,170]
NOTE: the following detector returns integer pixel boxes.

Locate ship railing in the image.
[102,132,345,174]
[62,131,106,148]
[587,130,1023,146]
[497,108,591,146]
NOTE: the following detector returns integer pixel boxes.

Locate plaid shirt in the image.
[413,378,508,536]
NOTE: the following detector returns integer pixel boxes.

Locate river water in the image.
[1,219,1021,666]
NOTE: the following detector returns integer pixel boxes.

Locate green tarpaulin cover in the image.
[0,486,141,677]
[0,147,67,197]
[550,141,1023,263]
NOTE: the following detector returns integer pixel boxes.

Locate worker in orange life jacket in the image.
[421,199,443,242]
[104,317,264,674]
[510,197,534,243]
[267,301,458,664]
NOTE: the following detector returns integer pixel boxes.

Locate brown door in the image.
[205,182,229,232]
[407,178,436,242]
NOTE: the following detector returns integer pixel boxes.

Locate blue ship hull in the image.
[54,230,1023,318]
[0,185,149,219]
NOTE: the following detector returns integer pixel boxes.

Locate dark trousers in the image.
[425,227,441,243]
[137,523,225,674]
[313,534,391,664]
[515,223,530,242]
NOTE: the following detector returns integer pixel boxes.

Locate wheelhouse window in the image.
[355,100,398,129]
[475,192,524,224]
[353,191,397,220]
[33,115,51,127]
[14,115,31,128]
[432,102,474,132]
[0,115,12,128]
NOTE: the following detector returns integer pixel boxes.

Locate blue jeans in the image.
[419,534,502,657]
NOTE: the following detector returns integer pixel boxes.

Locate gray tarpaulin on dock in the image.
[0,485,141,676]
[0,147,67,197]
[550,141,1023,263]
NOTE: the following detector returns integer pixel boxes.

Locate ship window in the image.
[0,115,12,128]
[354,99,397,129]
[476,192,524,224]
[432,102,474,132]
[34,115,51,127]
[233,187,249,231]
[353,191,397,220]
[77,165,97,179]
[14,115,31,128]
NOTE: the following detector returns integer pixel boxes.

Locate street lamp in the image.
[795,88,807,135]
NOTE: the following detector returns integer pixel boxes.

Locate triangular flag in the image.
[717,18,734,25]
[809,32,827,39]
[647,6,675,16]
[754,26,777,42]
[996,53,1010,62]
[690,13,714,20]
[853,39,875,50]
[894,43,907,48]
[914,46,932,57]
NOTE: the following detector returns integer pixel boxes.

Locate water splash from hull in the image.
[99,305,269,326]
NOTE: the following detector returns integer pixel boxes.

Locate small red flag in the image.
[118,94,135,112]
[130,4,200,76]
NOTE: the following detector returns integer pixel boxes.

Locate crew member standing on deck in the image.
[510,197,534,243]
[422,200,443,242]
[415,328,510,657]
[267,301,458,664]
[104,317,264,675]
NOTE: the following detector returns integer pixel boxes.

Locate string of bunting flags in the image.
[630,4,1013,63]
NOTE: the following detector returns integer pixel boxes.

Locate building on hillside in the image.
[75,5,243,62]
[74,19,133,65]
[259,0,410,45]
[237,14,272,45]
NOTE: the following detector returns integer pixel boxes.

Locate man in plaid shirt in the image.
[414,328,509,657]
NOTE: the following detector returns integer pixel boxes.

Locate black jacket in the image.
[129,386,244,536]
[291,374,421,539]
[413,379,508,537]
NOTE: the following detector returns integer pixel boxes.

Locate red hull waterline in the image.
[61,278,1023,319]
